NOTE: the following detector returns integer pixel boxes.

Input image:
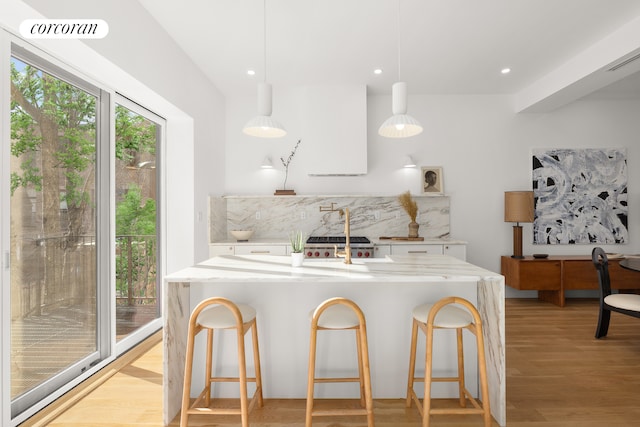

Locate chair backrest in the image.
[592,247,612,299]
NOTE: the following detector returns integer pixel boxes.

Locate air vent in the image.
[607,52,640,72]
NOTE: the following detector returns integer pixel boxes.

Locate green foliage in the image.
[115,105,156,163]
[11,57,159,305]
[115,186,157,303]
[116,185,156,236]
[10,59,156,204]
[10,58,96,207]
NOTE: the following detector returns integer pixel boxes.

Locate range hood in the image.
[301,85,367,176]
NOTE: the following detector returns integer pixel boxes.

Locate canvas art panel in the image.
[421,166,444,195]
[532,148,628,244]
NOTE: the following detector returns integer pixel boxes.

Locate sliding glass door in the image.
[4,36,165,422]
[9,46,109,417]
[114,97,162,346]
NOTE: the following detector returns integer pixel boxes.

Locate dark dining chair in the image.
[592,247,640,338]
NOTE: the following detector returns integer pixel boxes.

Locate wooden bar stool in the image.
[305,297,374,427]
[180,297,263,427]
[406,296,491,427]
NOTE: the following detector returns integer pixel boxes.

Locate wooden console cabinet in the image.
[501,255,640,307]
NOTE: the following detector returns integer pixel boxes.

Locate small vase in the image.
[408,221,419,238]
[291,252,305,267]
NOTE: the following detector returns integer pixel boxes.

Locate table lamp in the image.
[504,191,534,259]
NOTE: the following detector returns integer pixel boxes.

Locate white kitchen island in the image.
[163,254,506,426]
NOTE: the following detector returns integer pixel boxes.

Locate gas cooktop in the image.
[306,236,371,244]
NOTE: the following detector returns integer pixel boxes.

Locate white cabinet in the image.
[388,243,467,261]
[209,245,234,257]
[391,244,444,256]
[444,244,466,261]
[234,245,287,256]
[373,244,391,258]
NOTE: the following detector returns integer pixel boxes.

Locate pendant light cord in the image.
[263,0,267,83]
[397,0,401,82]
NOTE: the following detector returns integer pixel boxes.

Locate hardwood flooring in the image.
[22,298,640,426]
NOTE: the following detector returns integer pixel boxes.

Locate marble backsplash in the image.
[209,195,450,242]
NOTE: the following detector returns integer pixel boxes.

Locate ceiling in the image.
[20,0,640,107]
[135,0,640,104]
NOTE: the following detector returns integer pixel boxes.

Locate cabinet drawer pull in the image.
[408,250,428,254]
[250,250,271,254]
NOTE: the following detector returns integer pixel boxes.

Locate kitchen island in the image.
[163,254,505,426]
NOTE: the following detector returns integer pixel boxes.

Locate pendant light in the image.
[243,0,286,138]
[378,0,423,138]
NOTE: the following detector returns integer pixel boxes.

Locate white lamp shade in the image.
[403,155,416,168]
[260,156,274,168]
[243,116,287,138]
[379,82,423,138]
[243,82,287,138]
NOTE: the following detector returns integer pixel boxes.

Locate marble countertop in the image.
[164,254,499,283]
[210,238,467,245]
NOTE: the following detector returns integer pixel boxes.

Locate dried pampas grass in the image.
[398,191,418,222]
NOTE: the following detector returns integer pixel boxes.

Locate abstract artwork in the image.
[532,148,628,244]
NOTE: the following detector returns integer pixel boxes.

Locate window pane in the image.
[115,104,159,341]
[10,57,98,400]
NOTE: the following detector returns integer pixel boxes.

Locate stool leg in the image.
[204,328,214,407]
[422,323,435,427]
[406,318,419,408]
[180,325,198,427]
[237,327,249,427]
[359,323,375,427]
[250,319,264,407]
[356,328,366,407]
[305,326,318,427]
[456,328,466,407]
[474,324,492,427]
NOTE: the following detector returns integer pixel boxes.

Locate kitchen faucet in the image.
[334,208,352,264]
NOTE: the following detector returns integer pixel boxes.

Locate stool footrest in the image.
[208,377,258,383]
[187,387,262,414]
[430,408,486,415]
[407,389,487,414]
[410,376,463,383]
[314,377,361,383]
[312,408,369,417]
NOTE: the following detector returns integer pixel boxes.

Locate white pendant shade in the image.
[403,155,416,168]
[379,82,423,138]
[243,82,287,138]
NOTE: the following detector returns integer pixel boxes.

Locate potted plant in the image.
[398,191,419,238]
[289,230,306,266]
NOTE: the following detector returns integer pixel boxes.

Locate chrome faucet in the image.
[334,208,352,264]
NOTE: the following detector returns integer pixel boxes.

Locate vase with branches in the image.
[398,191,420,238]
[280,139,301,191]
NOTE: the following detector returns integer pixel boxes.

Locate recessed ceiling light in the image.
[247,69,256,76]
[374,68,383,75]
[501,68,511,74]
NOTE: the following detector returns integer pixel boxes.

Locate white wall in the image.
[225,91,640,292]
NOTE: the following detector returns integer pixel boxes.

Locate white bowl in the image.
[230,230,254,241]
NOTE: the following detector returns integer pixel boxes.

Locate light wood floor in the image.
[22,298,640,426]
